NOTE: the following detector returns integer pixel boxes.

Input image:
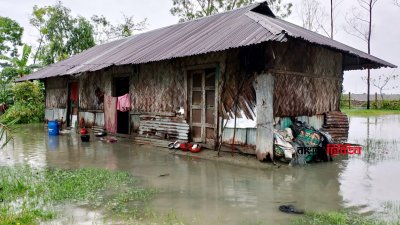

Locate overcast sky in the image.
[1,0,399,94]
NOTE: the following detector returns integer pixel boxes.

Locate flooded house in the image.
[18,2,395,161]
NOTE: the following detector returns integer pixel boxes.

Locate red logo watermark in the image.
[326,143,362,157]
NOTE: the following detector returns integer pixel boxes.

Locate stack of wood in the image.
[320,111,349,142]
[134,115,189,147]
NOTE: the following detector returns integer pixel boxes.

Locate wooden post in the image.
[348,92,351,109]
[375,92,378,109]
[255,73,274,161]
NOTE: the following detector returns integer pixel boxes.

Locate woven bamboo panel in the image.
[273,74,341,117]
[45,77,68,108]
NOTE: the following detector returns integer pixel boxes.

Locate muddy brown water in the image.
[0,115,399,224]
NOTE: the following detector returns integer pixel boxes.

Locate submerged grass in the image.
[341,109,400,116]
[0,166,155,225]
[291,211,386,225]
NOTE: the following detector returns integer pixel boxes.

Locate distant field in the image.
[341,108,400,116]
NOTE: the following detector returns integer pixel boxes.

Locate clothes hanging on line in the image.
[104,95,117,133]
[117,93,131,112]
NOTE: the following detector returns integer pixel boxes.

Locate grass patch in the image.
[341,109,400,116]
[0,166,155,225]
[291,211,386,225]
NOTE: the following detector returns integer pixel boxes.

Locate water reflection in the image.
[1,115,399,224]
[342,115,400,222]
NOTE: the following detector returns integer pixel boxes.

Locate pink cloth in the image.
[104,95,117,134]
[117,93,131,112]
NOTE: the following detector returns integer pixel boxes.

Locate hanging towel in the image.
[104,95,117,134]
[117,93,131,112]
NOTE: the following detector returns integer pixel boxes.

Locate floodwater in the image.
[0,115,399,224]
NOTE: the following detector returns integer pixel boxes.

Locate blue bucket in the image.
[48,120,59,136]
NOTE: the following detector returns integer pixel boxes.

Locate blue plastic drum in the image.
[48,120,59,136]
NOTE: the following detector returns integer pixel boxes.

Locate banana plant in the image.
[0,44,40,77]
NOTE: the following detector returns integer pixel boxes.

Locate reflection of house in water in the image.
[18,2,395,161]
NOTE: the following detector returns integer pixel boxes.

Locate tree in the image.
[299,0,342,38]
[91,14,147,44]
[0,17,23,58]
[170,0,292,22]
[362,74,399,101]
[344,0,379,109]
[29,2,95,65]
[394,0,400,6]
[328,0,343,39]
[266,0,293,18]
[299,0,327,33]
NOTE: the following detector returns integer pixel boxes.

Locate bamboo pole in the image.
[348,92,351,109]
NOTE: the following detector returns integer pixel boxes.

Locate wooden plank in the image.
[255,73,274,161]
[130,111,176,117]
[268,69,342,81]
[139,123,189,130]
[139,121,189,127]
[185,62,219,71]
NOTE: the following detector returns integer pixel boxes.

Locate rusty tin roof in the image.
[18,2,395,81]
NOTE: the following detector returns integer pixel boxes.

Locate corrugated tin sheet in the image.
[222,127,257,146]
[95,113,105,127]
[45,108,66,121]
[246,128,257,145]
[222,128,248,145]
[18,2,395,82]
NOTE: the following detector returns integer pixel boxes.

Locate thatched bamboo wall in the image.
[130,60,185,113]
[266,40,343,117]
[79,72,109,111]
[78,66,131,111]
[45,77,68,108]
[131,51,229,114]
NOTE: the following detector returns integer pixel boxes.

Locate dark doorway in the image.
[67,82,79,127]
[113,77,130,134]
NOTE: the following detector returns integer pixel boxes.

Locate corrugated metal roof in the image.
[18,2,395,82]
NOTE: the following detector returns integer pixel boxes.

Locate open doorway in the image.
[67,81,78,127]
[113,77,130,134]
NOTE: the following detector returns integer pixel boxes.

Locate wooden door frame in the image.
[186,63,219,148]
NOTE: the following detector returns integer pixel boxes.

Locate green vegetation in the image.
[170,0,292,22]
[341,108,400,116]
[0,120,16,149]
[30,2,95,65]
[291,211,385,225]
[340,93,400,111]
[0,81,45,124]
[0,17,23,58]
[0,166,155,225]
[371,100,400,110]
